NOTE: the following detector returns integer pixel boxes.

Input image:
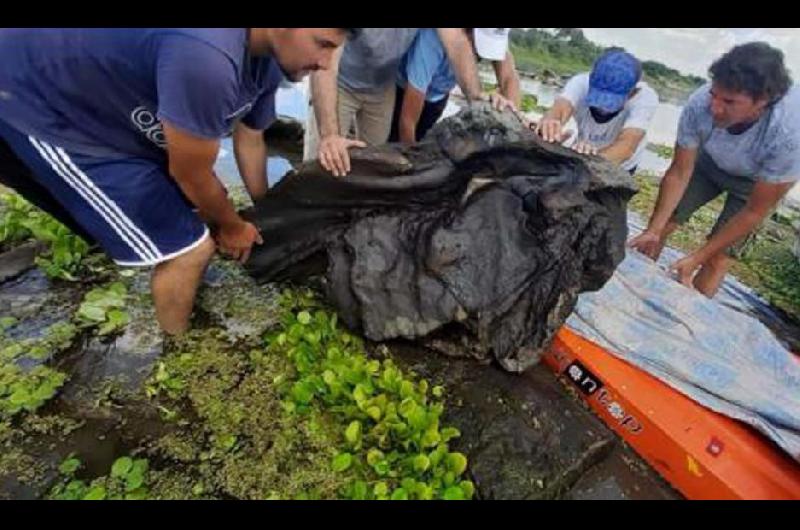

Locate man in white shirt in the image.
[536,49,658,174]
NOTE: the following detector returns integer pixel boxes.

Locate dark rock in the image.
[244,103,636,372]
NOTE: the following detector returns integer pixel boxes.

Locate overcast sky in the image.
[581,28,800,80]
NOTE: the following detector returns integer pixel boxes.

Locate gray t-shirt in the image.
[677,83,800,183]
[338,28,420,92]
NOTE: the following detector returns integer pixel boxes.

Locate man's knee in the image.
[184,234,216,265]
[705,250,731,271]
[158,233,215,271]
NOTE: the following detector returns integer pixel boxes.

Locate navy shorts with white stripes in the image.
[0,119,208,267]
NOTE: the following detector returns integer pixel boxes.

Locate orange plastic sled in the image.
[543,327,800,500]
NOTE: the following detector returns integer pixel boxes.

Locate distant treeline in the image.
[510,28,706,102]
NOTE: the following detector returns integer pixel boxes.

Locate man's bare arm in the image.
[233,121,268,201]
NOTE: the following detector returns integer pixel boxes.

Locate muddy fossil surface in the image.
[244,103,636,373]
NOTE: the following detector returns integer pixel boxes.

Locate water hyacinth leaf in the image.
[365,406,382,421]
[366,448,384,466]
[331,452,353,472]
[107,309,130,326]
[63,480,87,499]
[291,381,314,405]
[442,486,466,500]
[390,488,409,501]
[407,408,427,430]
[351,480,368,500]
[58,457,81,475]
[398,398,416,418]
[373,482,389,498]
[459,480,475,499]
[399,380,415,398]
[126,469,145,492]
[352,384,369,404]
[417,428,437,449]
[413,454,430,473]
[401,477,416,491]
[440,427,460,442]
[8,389,30,406]
[297,311,312,325]
[82,485,107,500]
[446,452,468,475]
[322,370,337,386]
[345,420,361,445]
[124,488,147,501]
[218,433,237,451]
[373,460,390,476]
[79,305,106,323]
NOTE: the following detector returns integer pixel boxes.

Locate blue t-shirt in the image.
[677,83,800,183]
[397,29,456,103]
[0,28,283,162]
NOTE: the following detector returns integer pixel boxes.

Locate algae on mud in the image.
[1,212,476,500]
[138,289,474,500]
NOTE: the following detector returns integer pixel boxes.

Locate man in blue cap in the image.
[537,49,658,174]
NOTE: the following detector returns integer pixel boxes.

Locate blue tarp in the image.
[567,213,800,460]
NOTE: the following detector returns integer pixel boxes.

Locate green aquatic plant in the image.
[75,282,130,336]
[265,291,474,500]
[0,192,91,281]
[49,455,151,500]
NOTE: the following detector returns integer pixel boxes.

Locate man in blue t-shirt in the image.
[0,28,356,334]
[629,42,800,298]
[388,28,521,144]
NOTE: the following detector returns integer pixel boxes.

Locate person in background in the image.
[388,28,521,144]
[628,42,799,297]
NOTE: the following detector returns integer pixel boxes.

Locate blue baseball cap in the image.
[585,50,642,113]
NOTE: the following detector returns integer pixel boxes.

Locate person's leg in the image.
[0,121,211,333]
[355,83,397,146]
[303,98,320,162]
[152,234,215,334]
[692,251,731,297]
[691,175,756,297]
[387,84,405,143]
[414,94,449,141]
[662,157,724,261]
[337,84,362,140]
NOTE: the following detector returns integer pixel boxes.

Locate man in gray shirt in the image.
[629,42,800,298]
[306,28,515,176]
